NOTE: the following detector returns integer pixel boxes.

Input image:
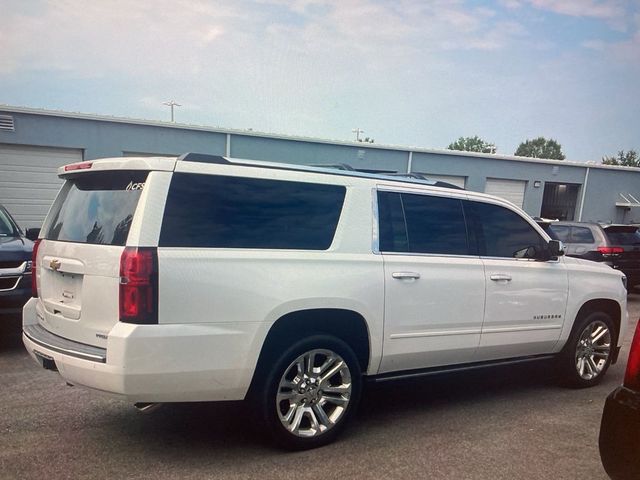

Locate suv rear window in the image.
[45,171,148,246]
[160,173,346,250]
[604,226,640,245]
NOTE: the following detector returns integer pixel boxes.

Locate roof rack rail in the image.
[176,152,464,190]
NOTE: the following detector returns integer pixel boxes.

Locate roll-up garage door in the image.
[0,143,83,228]
[484,178,526,208]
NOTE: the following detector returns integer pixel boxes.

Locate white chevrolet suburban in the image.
[23,153,628,449]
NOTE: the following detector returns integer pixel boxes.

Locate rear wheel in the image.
[558,312,615,388]
[256,335,361,450]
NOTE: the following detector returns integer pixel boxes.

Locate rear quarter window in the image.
[548,224,570,242]
[571,226,595,243]
[159,173,346,250]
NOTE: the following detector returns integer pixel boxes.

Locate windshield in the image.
[0,208,18,237]
[44,171,147,246]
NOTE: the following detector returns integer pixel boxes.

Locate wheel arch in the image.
[248,308,371,397]
[571,299,622,362]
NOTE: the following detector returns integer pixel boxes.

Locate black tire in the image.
[255,334,362,450]
[557,311,616,388]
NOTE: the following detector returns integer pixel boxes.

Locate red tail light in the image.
[64,161,93,172]
[624,320,640,391]
[31,239,41,298]
[598,246,624,255]
[119,247,158,324]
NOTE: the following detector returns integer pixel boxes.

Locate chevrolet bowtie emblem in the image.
[49,259,61,271]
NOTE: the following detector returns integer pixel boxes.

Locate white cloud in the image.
[526,0,624,19]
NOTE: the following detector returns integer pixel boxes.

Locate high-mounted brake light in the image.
[598,246,624,255]
[624,320,640,391]
[31,239,41,298]
[64,161,93,172]
[119,247,158,324]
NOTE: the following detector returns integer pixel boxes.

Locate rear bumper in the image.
[599,386,640,480]
[22,298,265,403]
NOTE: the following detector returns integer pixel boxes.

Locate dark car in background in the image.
[600,318,640,479]
[548,222,640,290]
[0,205,38,316]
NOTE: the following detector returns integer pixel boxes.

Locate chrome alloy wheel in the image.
[575,320,611,380]
[276,349,352,438]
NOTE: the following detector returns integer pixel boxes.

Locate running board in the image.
[370,354,556,383]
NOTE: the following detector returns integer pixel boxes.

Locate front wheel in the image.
[558,312,615,388]
[257,335,362,450]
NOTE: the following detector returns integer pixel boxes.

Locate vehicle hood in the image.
[563,255,623,276]
[0,235,34,262]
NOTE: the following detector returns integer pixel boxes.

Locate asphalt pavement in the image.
[1,293,638,480]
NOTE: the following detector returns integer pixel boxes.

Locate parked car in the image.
[599,318,640,479]
[547,222,640,289]
[0,204,38,317]
[23,154,628,449]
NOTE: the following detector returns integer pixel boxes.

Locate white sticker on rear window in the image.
[126,181,145,191]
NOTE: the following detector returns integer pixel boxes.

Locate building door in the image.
[541,182,580,220]
[485,178,526,208]
[0,143,82,228]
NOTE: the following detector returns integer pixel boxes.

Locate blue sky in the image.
[2,0,639,161]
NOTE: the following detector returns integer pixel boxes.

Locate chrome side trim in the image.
[481,324,563,334]
[23,324,106,363]
[390,328,482,339]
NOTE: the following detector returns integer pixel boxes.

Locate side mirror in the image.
[547,239,565,258]
[25,228,41,241]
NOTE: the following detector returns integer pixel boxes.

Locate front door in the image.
[465,200,569,361]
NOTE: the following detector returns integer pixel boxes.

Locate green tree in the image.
[602,150,640,167]
[514,137,565,160]
[447,136,496,154]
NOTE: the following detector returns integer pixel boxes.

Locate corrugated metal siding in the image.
[0,144,82,228]
[484,178,526,208]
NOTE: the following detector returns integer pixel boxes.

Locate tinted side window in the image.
[571,226,595,243]
[401,194,469,255]
[378,191,469,255]
[378,192,408,252]
[160,173,345,249]
[467,201,544,258]
[549,224,570,242]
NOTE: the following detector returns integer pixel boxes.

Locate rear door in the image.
[378,188,485,373]
[36,169,151,347]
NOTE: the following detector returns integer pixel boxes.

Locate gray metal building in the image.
[1,105,639,229]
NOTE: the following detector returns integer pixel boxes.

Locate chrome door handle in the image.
[392,272,421,280]
[490,274,512,282]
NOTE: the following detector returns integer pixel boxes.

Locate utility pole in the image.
[352,128,364,142]
[163,100,181,122]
